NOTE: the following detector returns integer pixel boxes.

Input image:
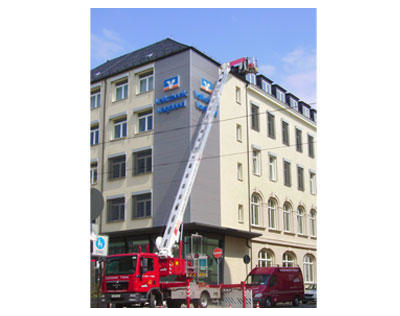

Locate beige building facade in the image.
[90,39,316,286]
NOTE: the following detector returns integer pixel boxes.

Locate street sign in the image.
[243,255,250,264]
[213,247,223,259]
[91,188,104,222]
[92,235,109,257]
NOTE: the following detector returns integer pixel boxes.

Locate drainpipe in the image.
[244,82,253,271]
[99,79,107,235]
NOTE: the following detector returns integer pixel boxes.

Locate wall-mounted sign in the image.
[163,75,180,91]
[157,100,186,114]
[92,234,109,257]
[194,90,210,104]
[155,90,187,105]
[201,78,213,94]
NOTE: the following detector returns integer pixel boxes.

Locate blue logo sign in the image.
[96,237,105,250]
[201,78,213,94]
[155,90,187,105]
[158,101,186,114]
[163,75,180,91]
[194,91,210,104]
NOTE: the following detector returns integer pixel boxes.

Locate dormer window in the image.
[290,98,298,111]
[246,73,256,85]
[276,89,285,103]
[303,106,310,118]
[261,80,271,94]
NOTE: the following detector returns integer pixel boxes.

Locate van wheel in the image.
[265,297,273,308]
[292,296,299,306]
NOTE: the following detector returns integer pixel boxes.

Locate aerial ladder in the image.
[155,57,258,260]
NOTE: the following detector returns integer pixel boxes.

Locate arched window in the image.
[283,202,292,232]
[303,255,315,283]
[282,252,296,267]
[297,206,305,235]
[268,198,277,229]
[258,249,274,267]
[310,209,317,237]
[251,193,262,226]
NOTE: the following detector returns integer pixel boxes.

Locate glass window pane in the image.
[147,115,153,130]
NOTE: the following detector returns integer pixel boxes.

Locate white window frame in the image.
[295,128,303,152]
[310,210,317,237]
[267,112,275,139]
[251,194,261,226]
[113,117,127,140]
[246,73,256,85]
[268,199,277,229]
[261,80,271,94]
[90,164,98,185]
[132,192,152,218]
[282,120,289,145]
[283,203,292,232]
[297,207,305,235]
[91,89,101,109]
[138,110,153,133]
[138,71,154,94]
[308,134,315,158]
[235,87,241,104]
[283,252,295,267]
[303,255,314,283]
[290,98,298,111]
[268,154,277,182]
[303,106,310,118]
[310,171,317,195]
[133,149,152,175]
[297,165,305,191]
[115,79,128,101]
[107,197,125,222]
[252,148,261,176]
[90,125,99,146]
[108,155,126,179]
[276,89,285,102]
[251,103,260,131]
[258,249,274,267]
[283,159,291,187]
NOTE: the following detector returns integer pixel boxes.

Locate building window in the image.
[132,193,152,218]
[251,104,259,131]
[283,202,292,232]
[258,249,274,267]
[268,154,277,182]
[297,206,305,235]
[235,87,241,103]
[268,198,277,229]
[290,98,298,111]
[295,128,302,152]
[90,124,99,146]
[251,193,262,226]
[138,110,153,133]
[139,71,154,94]
[297,166,304,191]
[282,121,289,145]
[261,80,271,94]
[276,89,285,103]
[238,204,244,223]
[133,149,152,175]
[237,162,243,181]
[90,162,98,185]
[283,160,291,187]
[267,112,275,139]
[91,88,101,109]
[252,148,261,176]
[310,171,317,195]
[303,255,315,283]
[236,124,242,142]
[107,197,125,222]
[283,252,295,267]
[303,107,310,118]
[246,73,256,85]
[113,117,127,139]
[308,135,315,158]
[115,79,128,101]
[310,209,317,237]
[109,155,126,179]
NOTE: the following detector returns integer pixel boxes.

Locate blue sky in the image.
[91,8,316,105]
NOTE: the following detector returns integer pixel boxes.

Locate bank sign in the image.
[201,78,213,94]
[163,75,180,91]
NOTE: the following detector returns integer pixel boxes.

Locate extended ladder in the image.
[156,63,231,258]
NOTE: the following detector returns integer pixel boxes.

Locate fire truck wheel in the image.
[166,299,182,308]
[198,292,209,308]
[149,291,162,308]
[292,296,300,306]
[265,297,273,308]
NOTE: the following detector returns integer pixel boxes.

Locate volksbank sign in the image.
[156,89,187,114]
[163,75,180,91]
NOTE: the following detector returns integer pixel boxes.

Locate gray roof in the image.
[91,38,190,83]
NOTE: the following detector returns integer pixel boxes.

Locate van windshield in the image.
[246,274,271,285]
[105,256,137,276]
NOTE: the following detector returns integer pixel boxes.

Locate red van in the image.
[245,266,304,307]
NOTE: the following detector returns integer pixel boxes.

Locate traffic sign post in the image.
[213,248,223,285]
[92,235,109,257]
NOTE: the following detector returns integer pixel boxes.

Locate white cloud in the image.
[258,64,276,77]
[91,28,127,65]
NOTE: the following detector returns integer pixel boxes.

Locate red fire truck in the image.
[99,59,258,308]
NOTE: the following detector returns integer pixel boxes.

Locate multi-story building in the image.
[90,38,317,286]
